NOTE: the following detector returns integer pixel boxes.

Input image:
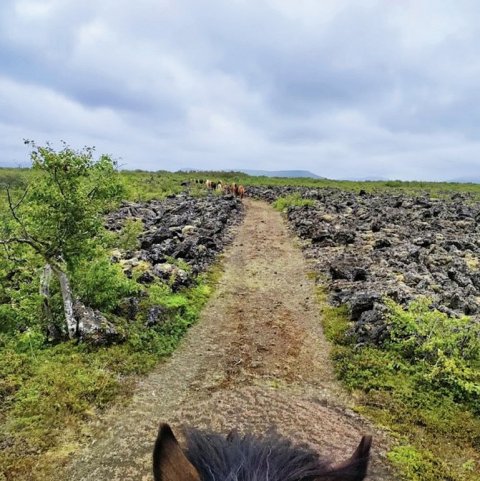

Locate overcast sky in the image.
[1,0,480,180]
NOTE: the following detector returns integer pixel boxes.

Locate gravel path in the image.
[63,199,397,481]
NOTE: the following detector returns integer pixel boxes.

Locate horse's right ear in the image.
[327,435,372,481]
[153,423,201,481]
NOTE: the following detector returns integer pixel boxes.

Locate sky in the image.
[1,0,480,180]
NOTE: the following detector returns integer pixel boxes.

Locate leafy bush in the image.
[321,294,480,481]
[72,253,141,312]
[116,218,144,251]
[1,143,126,340]
[384,298,480,412]
[0,275,43,334]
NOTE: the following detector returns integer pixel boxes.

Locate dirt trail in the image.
[64,200,396,481]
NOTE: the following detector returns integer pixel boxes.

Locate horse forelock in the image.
[183,429,335,481]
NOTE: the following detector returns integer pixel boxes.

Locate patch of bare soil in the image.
[63,200,397,481]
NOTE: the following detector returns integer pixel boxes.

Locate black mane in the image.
[184,429,342,481]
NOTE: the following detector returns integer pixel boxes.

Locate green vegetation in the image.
[272,193,315,211]
[241,175,480,198]
[3,165,480,202]
[120,169,480,201]
[72,253,140,312]
[115,218,143,251]
[0,153,225,480]
[0,142,124,338]
[0,268,220,480]
[319,288,480,481]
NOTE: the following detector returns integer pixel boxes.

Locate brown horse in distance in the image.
[237,185,245,199]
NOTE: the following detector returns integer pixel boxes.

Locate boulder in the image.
[348,293,382,321]
[114,297,140,320]
[374,238,392,249]
[74,301,125,346]
[146,305,171,327]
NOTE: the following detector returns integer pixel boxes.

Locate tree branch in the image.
[6,186,28,231]
[87,186,98,199]
[0,237,45,254]
[52,166,67,199]
[11,185,29,210]
[4,186,50,251]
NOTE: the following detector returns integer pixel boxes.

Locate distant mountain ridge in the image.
[240,169,323,179]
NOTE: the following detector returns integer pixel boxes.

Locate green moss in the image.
[387,445,441,481]
[317,291,351,345]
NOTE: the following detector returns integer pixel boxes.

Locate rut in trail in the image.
[64,199,396,481]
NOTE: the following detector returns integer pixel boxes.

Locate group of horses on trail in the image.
[191,178,246,199]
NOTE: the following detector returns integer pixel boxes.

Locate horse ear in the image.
[326,435,372,481]
[153,423,201,481]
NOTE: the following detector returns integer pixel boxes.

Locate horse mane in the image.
[183,428,365,481]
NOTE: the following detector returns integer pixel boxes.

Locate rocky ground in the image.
[107,192,244,286]
[249,186,480,344]
[79,193,244,344]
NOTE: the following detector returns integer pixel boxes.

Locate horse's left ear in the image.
[153,423,201,481]
[326,435,372,481]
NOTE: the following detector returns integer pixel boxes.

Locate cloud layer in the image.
[1,0,480,180]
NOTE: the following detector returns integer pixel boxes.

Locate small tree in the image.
[0,141,124,338]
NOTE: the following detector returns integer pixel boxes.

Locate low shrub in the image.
[272,194,315,211]
[383,298,480,413]
[320,292,480,481]
[72,253,141,312]
[116,218,144,251]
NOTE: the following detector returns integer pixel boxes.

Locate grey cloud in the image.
[1,0,480,180]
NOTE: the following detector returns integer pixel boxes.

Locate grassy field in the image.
[124,169,480,199]
[3,166,480,199]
